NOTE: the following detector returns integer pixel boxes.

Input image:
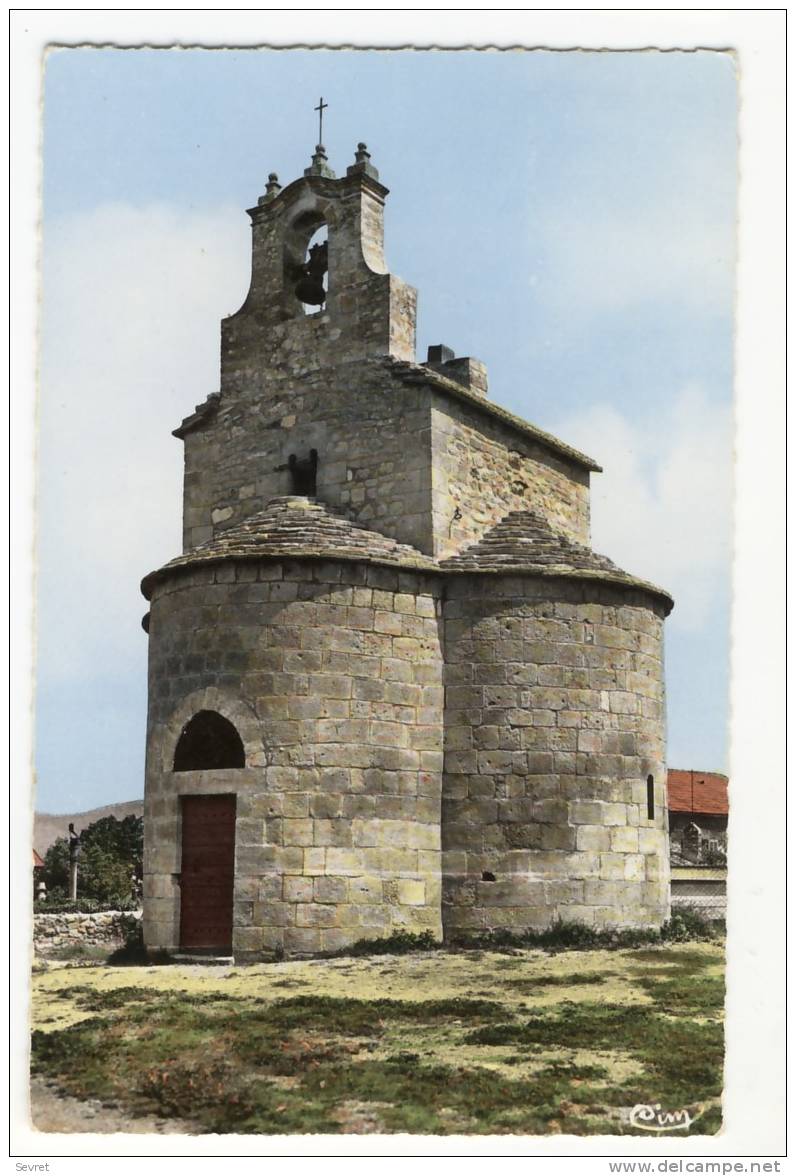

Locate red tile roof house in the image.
[667,769,728,920]
[32,849,45,901]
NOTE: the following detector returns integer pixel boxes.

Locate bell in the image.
[294,275,326,306]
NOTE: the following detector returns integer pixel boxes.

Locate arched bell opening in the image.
[299,227,328,314]
[283,210,329,316]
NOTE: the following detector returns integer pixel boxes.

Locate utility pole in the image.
[68,822,81,900]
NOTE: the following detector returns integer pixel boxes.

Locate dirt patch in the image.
[332,1100,389,1134]
[29,1076,198,1135]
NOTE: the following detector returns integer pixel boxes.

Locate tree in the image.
[42,814,143,903]
[41,838,70,895]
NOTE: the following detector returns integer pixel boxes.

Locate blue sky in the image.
[36,47,736,812]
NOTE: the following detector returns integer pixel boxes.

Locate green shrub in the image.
[42,943,111,963]
[448,914,717,954]
[660,909,716,942]
[335,930,442,957]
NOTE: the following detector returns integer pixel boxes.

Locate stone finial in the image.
[347,141,379,181]
[304,144,336,179]
[258,172,282,206]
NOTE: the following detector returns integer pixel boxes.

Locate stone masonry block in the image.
[284,875,313,903]
[284,928,322,954]
[576,825,612,852]
[383,878,426,906]
[253,901,293,928]
[233,927,265,953]
[282,818,314,847]
[325,848,365,875]
[313,875,349,903]
[637,827,662,854]
[296,903,339,928]
[321,928,360,953]
[610,826,639,853]
[303,848,326,875]
[624,854,646,881]
[598,853,626,880]
[349,875,383,904]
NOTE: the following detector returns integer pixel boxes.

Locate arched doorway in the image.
[173,711,244,953]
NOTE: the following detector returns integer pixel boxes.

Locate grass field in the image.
[30,941,724,1136]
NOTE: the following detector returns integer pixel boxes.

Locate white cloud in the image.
[537,211,735,320]
[552,383,733,631]
[37,202,251,680]
[533,145,737,321]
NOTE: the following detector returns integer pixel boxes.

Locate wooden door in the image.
[179,794,236,951]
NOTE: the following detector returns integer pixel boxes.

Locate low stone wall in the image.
[34,910,142,956]
[670,868,727,922]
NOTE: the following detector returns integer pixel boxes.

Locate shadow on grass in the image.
[32,966,724,1137]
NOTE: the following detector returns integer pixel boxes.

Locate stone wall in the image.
[430,397,591,557]
[144,557,444,960]
[181,365,435,555]
[180,365,594,566]
[34,911,141,956]
[441,575,670,934]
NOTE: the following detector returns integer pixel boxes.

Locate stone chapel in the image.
[141,141,673,960]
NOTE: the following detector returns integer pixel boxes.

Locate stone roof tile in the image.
[141,497,438,598]
[439,510,673,610]
[142,500,672,612]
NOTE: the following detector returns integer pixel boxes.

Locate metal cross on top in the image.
[314,97,328,145]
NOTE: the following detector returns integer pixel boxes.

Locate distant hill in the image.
[33,800,144,857]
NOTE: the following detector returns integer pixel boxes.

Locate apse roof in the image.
[440,510,673,611]
[141,496,438,598]
[142,498,672,613]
